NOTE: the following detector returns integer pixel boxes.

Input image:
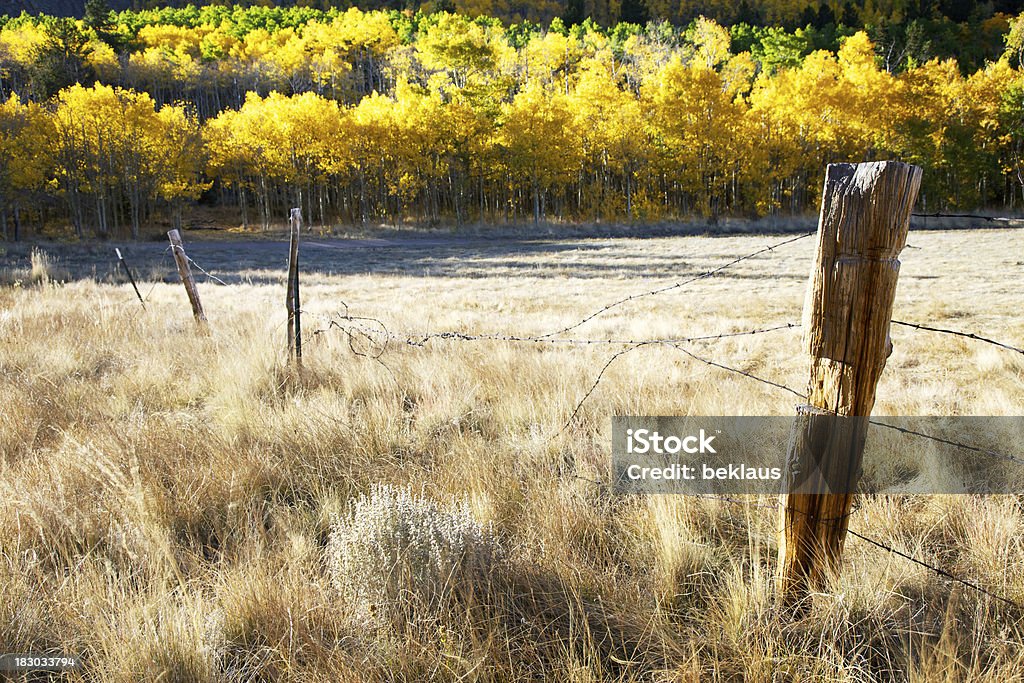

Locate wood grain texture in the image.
[778,161,922,603]
[286,208,302,364]
[167,229,207,326]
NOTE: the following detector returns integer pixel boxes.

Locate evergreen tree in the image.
[619,0,648,25]
[562,0,585,27]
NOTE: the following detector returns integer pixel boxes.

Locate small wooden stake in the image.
[115,248,146,310]
[777,161,922,604]
[167,229,207,326]
[286,208,302,364]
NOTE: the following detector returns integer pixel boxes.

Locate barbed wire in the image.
[868,420,1024,467]
[305,305,402,386]
[570,481,1022,609]
[407,323,802,347]
[892,319,1024,356]
[163,243,229,287]
[666,344,807,398]
[677,352,1024,468]
[311,315,800,350]
[308,305,1024,470]
[911,212,1024,222]
[150,226,1023,611]
[531,231,816,340]
[702,494,1022,610]
[560,334,1024,470]
[184,254,229,287]
[556,331,805,434]
[844,528,1022,609]
[308,303,391,360]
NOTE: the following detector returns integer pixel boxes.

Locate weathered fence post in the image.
[286,208,302,364]
[167,229,207,326]
[777,161,921,603]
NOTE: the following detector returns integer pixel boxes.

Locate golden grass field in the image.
[1,229,1023,681]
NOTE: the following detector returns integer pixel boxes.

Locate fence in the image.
[143,169,1024,612]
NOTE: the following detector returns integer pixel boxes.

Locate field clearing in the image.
[1,229,1024,681]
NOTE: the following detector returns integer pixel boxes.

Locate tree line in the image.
[3,6,1024,238]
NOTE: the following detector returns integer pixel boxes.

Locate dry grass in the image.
[1,229,1023,681]
[0,247,69,287]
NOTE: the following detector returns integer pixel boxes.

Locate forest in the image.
[3,3,1024,238]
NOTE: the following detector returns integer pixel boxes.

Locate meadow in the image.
[1,228,1023,681]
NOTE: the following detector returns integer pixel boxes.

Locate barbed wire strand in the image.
[184,254,229,287]
[845,528,1022,609]
[911,212,1023,222]
[406,322,801,347]
[305,305,402,386]
[559,333,1024,470]
[674,352,1024,468]
[557,331,805,435]
[571,480,1021,608]
[666,344,807,398]
[699,494,1022,609]
[868,420,1024,467]
[892,319,1024,356]
[533,231,816,340]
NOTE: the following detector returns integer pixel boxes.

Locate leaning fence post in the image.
[286,208,302,365]
[115,248,146,310]
[777,161,921,604]
[167,229,207,326]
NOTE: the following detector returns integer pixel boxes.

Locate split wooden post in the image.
[777,161,922,603]
[167,229,207,326]
[286,208,302,364]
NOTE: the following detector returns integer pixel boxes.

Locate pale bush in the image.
[326,484,503,631]
[30,247,53,284]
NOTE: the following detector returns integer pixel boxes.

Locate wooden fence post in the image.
[167,229,207,326]
[777,161,921,603]
[286,208,302,364]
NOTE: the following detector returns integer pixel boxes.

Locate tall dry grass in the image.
[0,230,1022,681]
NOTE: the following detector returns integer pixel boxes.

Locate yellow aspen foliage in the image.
[571,62,648,218]
[156,105,210,206]
[0,24,49,70]
[497,82,582,222]
[690,16,731,70]
[895,60,970,197]
[644,55,748,215]
[747,41,882,213]
[136,24,211,59]
[523,30,584,92]
[51,83,202,238]
[329,7,400,52]
[417,13,509,89]
[5,6,1024,232]
[836,31,899,154]
[0,93,53,199]
[84,39,120,83]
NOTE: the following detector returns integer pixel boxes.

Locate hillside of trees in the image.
[3,4,1024,239]
[6,1,1024,33]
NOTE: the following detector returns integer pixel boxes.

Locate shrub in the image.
[326,484,503,633]
[30,248,54,285]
